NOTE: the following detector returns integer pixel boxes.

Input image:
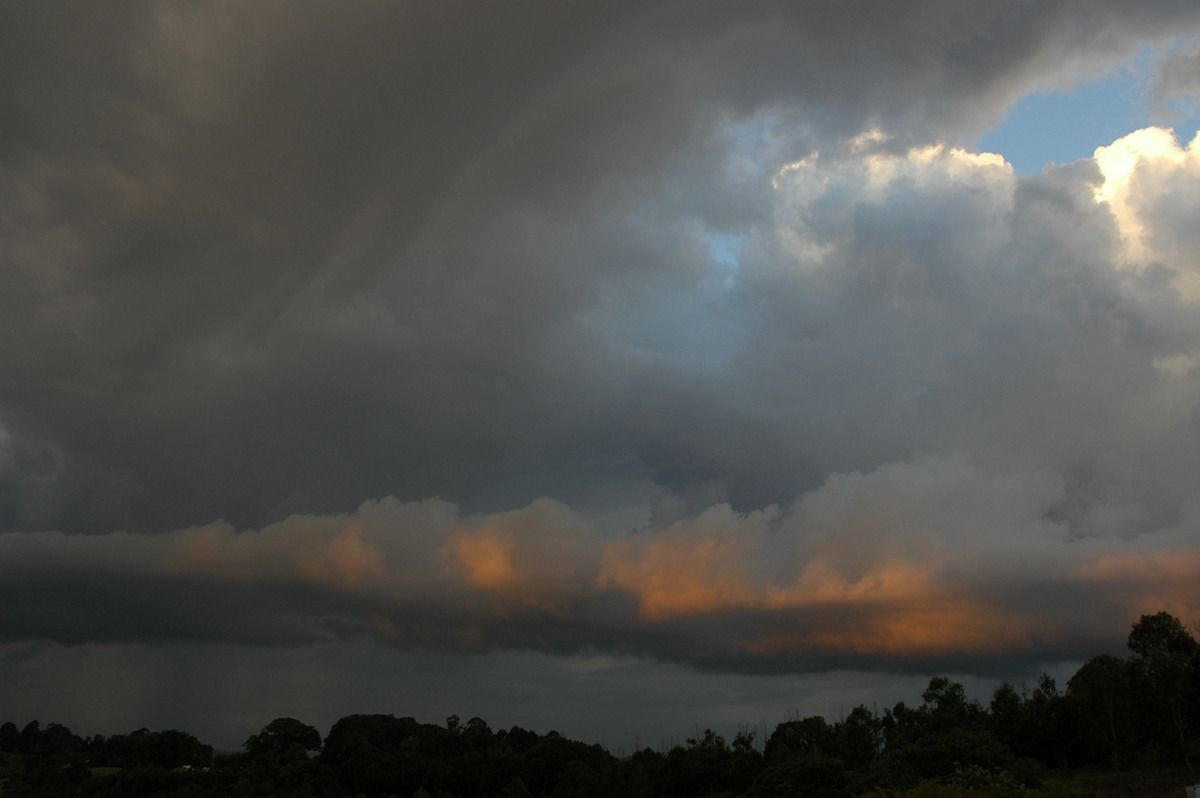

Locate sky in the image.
[3,0,1200,752]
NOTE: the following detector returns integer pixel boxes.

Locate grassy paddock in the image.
[1034,765,1197,798]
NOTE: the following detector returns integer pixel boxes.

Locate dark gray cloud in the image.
[1147,43,1200,122]
[3,0,1199,533]
[3,0,1200,745]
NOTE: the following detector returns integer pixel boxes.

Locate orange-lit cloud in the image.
[4,459,1200,666]
[592,455,1200,660]
[1071,548,1200,618]
[166,518,384,591]
[441,498,598,615]
[451,530,519,590]
[599,505,772,621]
[596,511,1067,658]
[740,602,1056,659]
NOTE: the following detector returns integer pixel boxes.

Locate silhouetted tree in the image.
[1069,654,1138,770]
[766,716,836,763]
[880,701,925,751]
[835,706,880,772]
[1127,611,1198,767]
[921,676,985,732]
[245,717,322,759]
[0,721,19,752]
[989,682,1023,750]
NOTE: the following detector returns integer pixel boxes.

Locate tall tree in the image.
[1026,673,1071,767]
[921,676,984,732]
[0,721,19,752]
[765,716,835,763]
[245,717,322,761]
[836,706,881,773]
[1127,611,1198,768]
[989,682,1024,754]
[1068,654,1138,770]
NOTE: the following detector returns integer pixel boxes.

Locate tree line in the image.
[1,611,1197,798]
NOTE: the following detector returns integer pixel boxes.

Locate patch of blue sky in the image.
[705,231,744,270]
[978,45,1200,175]
[979,74,1147,175]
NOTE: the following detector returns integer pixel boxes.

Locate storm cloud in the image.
[3,0,1200,746]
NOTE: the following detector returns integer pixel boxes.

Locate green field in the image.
[1033,766,1196,798]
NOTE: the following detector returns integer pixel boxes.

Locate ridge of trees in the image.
[1,611,1197,798]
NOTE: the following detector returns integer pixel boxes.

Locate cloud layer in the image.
[3,1,1200,739]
